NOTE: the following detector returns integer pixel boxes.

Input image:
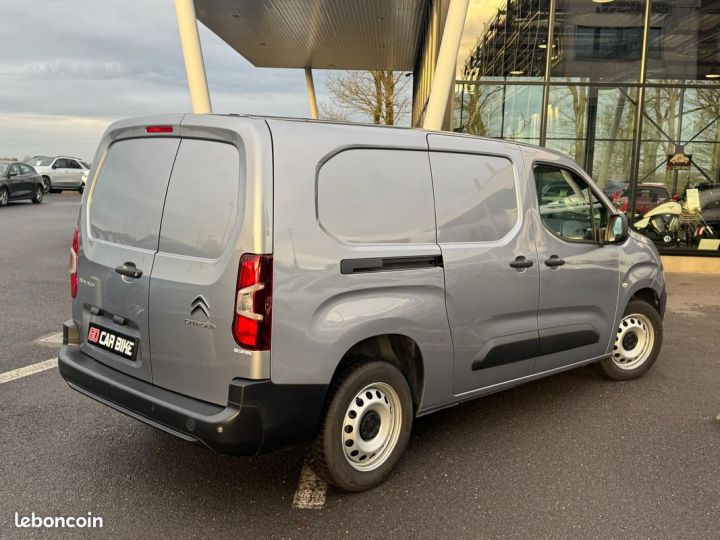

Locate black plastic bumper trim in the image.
[58,344,327,455]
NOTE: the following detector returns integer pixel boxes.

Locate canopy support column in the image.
[305,68,319,119]
[422,0,469,131]
[174,0,212,113]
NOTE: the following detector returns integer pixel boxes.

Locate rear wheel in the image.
[311,361,413,492]
[0,187,8,207]
[41,176,51,193]
[597,299,663,380]
[31,185,44,204]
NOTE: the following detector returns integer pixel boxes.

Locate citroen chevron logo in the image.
[190,295,210,318]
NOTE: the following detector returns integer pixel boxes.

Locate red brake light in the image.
[70,225,79,298]
[233,254,273,351]
[145,125,174,133]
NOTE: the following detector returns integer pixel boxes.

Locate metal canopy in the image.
[194,0,430,70]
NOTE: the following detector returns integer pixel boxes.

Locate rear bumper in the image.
[58,322,327,455]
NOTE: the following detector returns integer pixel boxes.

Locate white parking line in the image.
[36,332,64,345]
[292,460,327,510]
[0,358,58,384]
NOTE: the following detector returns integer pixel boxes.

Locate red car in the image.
[616,183,670,216]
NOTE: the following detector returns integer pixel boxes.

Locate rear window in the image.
[430,153,518,243]
[317,149,436,244]
[89,138,180,250]
[158,139,242,259]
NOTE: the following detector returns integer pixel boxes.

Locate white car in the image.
[25,156,90,193]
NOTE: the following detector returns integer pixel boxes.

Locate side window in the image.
[9,164,20,176]
[67,160,81,169]
[19,164,33,175]
[53,159,67,169]
[317,149,436,244]
[534,164,607,242]
[430,152,518,243]
[158,139,242,259]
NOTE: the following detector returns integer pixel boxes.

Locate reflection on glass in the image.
[646,1,720,82]
[545,85,588,164]
[551,0,647,82]
[459,0,549,80]
[456,83,542,143]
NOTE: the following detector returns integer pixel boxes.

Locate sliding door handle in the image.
[544,255,566,268]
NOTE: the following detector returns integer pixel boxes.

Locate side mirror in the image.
[8,170,18,178]
[605,213,629,244]
[52,163,60,169]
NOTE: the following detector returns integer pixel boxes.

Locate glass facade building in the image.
[455,0,720,255]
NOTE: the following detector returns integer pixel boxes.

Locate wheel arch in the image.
[329,334,425,413]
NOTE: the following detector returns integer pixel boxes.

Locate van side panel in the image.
[267,121,454,412]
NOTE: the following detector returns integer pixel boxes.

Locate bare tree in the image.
[321,71,411,125]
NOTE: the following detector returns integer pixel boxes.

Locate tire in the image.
[31,185,44,204]
[311,361,413,492]
[597,299,663,381]
[41,176,51,193]
[0,187,8,207]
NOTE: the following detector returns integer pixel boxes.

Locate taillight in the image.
[70,225,79,298]
[232,254,273,351]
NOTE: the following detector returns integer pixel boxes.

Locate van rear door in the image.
[148,117,273,406]
[78,135,180,382]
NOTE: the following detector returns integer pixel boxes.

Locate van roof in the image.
[235,113,568,157]
[110,112,573,163]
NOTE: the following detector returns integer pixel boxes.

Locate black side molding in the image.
[538,324,599,355]
[341,255,443,275]
[472,324,600,371]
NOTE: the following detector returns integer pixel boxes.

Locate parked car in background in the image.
[25,156,89,193]
[0,161,44,207]
[603,182,629,204]
[616,183,670,217]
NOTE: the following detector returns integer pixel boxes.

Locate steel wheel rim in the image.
[341,382,402,472]
[43,178,50,192]
[36,187,43,201]
[612,313,654,370]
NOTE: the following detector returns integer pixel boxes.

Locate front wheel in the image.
[311,361,413,492]
[597,299,663,380]
[41,177,51,193]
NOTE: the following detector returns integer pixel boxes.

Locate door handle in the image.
[115,262,143,279]
[544,255,566,268]
[509,256,534,269]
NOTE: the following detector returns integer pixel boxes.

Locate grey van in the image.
[59,114,666,491]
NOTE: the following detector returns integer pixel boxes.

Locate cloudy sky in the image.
[0,0,333,161]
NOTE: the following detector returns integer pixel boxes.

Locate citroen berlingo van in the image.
[59,114,666,492]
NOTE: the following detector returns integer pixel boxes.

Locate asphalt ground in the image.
[1,194,719,538]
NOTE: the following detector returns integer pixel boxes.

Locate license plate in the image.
[87,324,138,361]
